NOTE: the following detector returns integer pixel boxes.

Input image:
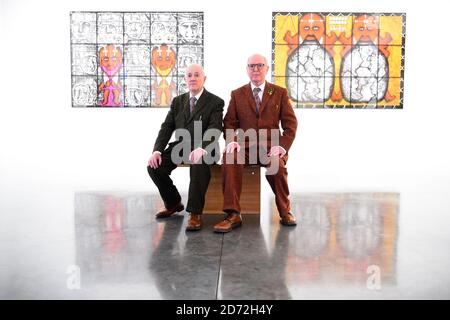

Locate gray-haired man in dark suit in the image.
[147,64,224,231]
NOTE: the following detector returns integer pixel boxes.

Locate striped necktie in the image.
[189,96,197,114]
[253,87,261,113]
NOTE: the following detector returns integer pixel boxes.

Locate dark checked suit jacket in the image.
[153,89,224,157]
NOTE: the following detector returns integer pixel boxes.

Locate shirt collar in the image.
[190,88,204,101]
[250,81,265,94]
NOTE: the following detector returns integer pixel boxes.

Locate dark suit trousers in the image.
[221,147,291,216]
[147,148,211,214]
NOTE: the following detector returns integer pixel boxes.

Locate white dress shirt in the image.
[250,81,265,102]
[190,88,204,102]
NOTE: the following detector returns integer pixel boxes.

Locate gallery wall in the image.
[1,0,449,196]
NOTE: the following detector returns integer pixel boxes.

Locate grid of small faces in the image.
[71,12,204,107]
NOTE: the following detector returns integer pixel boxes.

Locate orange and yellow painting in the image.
[272,12,406,108]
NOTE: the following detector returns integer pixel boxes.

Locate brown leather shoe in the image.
[155,202,184,219]
[280,212,297,226]
[213,213,242,233]
[186,213,202,231]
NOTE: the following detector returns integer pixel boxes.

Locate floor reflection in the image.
[148,215,222,299]
[218,215,294,299]
[74,192,399,299]
[283,193,398,289]
[74,192,222,299]
[74,193,161,289]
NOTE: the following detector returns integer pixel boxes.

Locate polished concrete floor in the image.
[70,192,401,300]
[3,183,449,300]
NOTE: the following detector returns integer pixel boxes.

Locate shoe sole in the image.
[213,222,242,233]
[186,226,202,231]
[280,220,297,226]
[155,205,185,219]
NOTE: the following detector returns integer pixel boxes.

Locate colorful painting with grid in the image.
[71,12,204,108]
[272,12,406,108]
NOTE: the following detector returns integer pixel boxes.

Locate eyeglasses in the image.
[247,63,266,70]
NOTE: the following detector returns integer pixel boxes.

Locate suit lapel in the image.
[182,93,191,124]
[259,82,274,114]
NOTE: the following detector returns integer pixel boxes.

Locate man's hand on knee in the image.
[189,148,207,164]
[148,151,162,169]
[225,142,241,154]
[268,145,286,158]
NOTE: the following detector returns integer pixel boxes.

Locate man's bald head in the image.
[185,63,205,77]
[247,54,268,66]
[185,64,206,95]
[246,54,269,86]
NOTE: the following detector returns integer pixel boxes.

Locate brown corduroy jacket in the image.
[223,82,298,152]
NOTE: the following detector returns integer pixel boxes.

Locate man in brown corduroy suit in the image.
[214,54,298,233]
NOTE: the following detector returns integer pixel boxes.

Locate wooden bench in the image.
[179,164,260,214]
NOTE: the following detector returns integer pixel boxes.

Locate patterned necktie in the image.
[189,96,197,114]
[253,87,261,113]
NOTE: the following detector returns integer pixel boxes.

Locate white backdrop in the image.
[1,0,449,193]
[2,0,450,299]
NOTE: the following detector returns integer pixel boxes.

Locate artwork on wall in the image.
[70,12,204,107]
[272,12,406,108]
